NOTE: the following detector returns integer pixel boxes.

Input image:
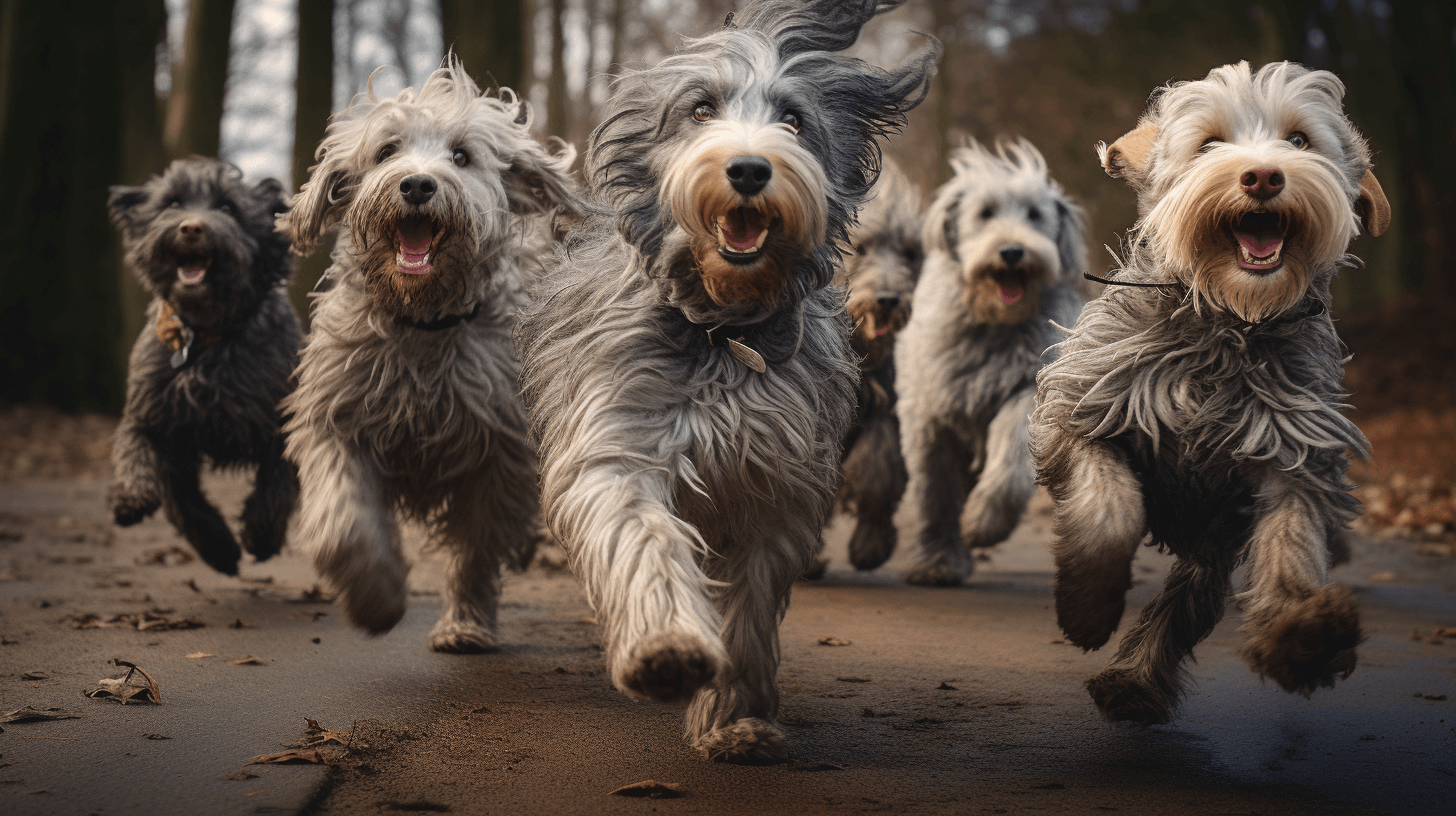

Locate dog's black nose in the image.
[178,218,206,237]
[878,296,901,308]
[399,174,437,205]
[999,246,1024,266]
[1240,168,1284,200]
[726,156,772,196]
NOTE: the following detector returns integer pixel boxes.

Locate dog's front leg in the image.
[1237,472,1362,696]
[294,436,407,634]
[841,405,907,572]
[558,466,727,707]
[158,456,243,575]
[109,396,165,527]
[684,524,809,765]
[902,421,976,586]
[240,439,299,562]
[960,391,1037,550]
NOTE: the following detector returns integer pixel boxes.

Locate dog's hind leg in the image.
[1237,474,1362,696]
[685,524,806,765]
[159,456,242,575]
[841,407,907,572]
[960,391,1036,550]
[240,440,298,562]
[1048,439,1146,650]
[295,437,408,634]
[557,466,727,707]
[902,422,976,586]
[1086,548,1236,724]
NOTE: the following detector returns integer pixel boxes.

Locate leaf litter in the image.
[1,706,79,723]
[85,659,160,704]
[68,611,204,631]
[248,717,354,767]
[608,780,685,799]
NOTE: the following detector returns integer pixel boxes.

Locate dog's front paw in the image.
[847,518,897,571]
[615,632,722,706]
[906,548,974,587]
[428,617,498,654]
[1055,583,1128,652]
[1085,667,1174,725]
[693,717,790,765]
[323,551,409,635]
[1242,585,1362,697]
[109,485,160,527]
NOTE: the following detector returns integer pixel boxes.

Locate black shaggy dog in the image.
[107,157,303,575]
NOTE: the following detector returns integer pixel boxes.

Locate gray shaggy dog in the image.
[1030,61,1390,725]
[815,157,924,575]
[517,0,938,763]
[895,139,1087,586]
[280,59,580,652]
[107,157,301,576]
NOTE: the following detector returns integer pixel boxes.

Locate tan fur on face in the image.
[660,120,829,308]
[961,219,1060,325]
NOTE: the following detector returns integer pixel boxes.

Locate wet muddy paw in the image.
[428,618,498,654]
[694,718,790,765]
[109,486,160,527]
[1242,585,1362,696]
[616,632,721,706]
[1086,667,1175,725]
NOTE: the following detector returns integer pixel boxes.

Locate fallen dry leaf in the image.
[937,682,958,691]
[836,677,871,683]
[250,749,326,765]
[230,618,252,629]
[1,706,78,724]
[219,770,259,781]
[228,656,267,666]
[21,671,49,681]
[86,660,161,704]
[288,718,351,749]
[292,584,332,604]
[817,636,852,647]
[137,546,195,566]
[608,780,685,799]
[69,612,204,631]
[185,652,214,659]
[142,733,170,740]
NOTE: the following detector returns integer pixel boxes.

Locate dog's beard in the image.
[1140,148,1358,322]
[660,121,829,310]
[846,295,908,369]
[132,217,254,327]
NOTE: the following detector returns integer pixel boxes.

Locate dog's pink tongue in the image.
[999,286,1023,305]
[721,207,767,251]
[396,220,434,264]
[1233,229,1283,259]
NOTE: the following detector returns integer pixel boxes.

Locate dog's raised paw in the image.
[428,618,499,654]
[1086,667,1174,725]
[1242,585,1362,696]
[905,553,973,587]
[847,519,897,571]
[694,718,790,765]
[616,633,721,706]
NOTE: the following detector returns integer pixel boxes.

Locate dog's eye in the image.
[780,110,801,133]
[1287,131,1309,150]
[979,205,996,220]
[692,104,714,122]
[377,143,397,163]
[453,148,470,167]
[217,201,235,215]
[1027,206,1042,222]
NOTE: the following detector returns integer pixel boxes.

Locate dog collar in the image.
[1083,271,1178,289]
[156,301,224,368]
[397,303,482,332]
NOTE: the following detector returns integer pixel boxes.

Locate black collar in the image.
[397,303,482,332]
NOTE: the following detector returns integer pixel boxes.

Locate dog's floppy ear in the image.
[1098,121,1158,183]
[921,189,961,262]
[503,137,583,216]
[1356,169,1390,237]
[279,138,355,255]
[252,177,290,217]
[107,185,150,235]
[1054,198,1089,282]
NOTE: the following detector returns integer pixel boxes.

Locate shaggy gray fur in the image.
[1030,61,1388,725]
[107,157,301,576]
[281,59,580,653]
[896,139,1087,586]
[518,0,938,763]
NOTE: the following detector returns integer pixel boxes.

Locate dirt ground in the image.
[0,299,1453,815]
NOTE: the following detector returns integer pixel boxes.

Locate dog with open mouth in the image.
[1030,61,1391,725]
[280,58,581,652]
[517,0,938,763]
[107,157,301,576]
[895,138,1088,587]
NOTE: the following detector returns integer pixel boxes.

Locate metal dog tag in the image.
[727,338,766,374]
[170,327,195,368]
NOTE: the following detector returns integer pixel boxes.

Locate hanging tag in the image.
[727,337,766,374]
[170,327,194,368]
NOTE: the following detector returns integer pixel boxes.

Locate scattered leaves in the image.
[143,733,170,740]
[287,718,351,749]
[185,652,214,659]
[937,682,958,691]
[250,749,328,765]
[228,656,267,666]
[0,706,78,723]
[817,636,851,647]
[1413,692,1449,701]
[136,546,194,566]
[86,660,161,704]
[219,770,259,781]
[608,780,685,799]
[230,618,252,629]
[21,671,49,681]
[68,612,204,631]
[836,676,871,683]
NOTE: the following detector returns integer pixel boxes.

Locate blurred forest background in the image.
[0,0,1451,414]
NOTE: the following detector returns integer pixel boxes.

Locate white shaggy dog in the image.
[896,139,1087,586]
[280,59,580,652]
[517,0,938,763]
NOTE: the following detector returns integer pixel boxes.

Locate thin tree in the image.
[165,0,237,159]
[291,0,336,320]
[547,0,570,138]
[440,0,528,94]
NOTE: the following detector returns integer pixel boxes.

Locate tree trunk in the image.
[547,0,570,138]
[165,0,236,160]
[440,0,528,95]
[0,4,132,410]
[291,0,337,322]
[117,0,170,349]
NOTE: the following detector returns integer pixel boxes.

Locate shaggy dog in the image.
[280,60,580,652]
[107,157,301,576]
[895,139,1087,586]
[517,0,938,762]
[814,157,924,576]
[1030,61,1390,724]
